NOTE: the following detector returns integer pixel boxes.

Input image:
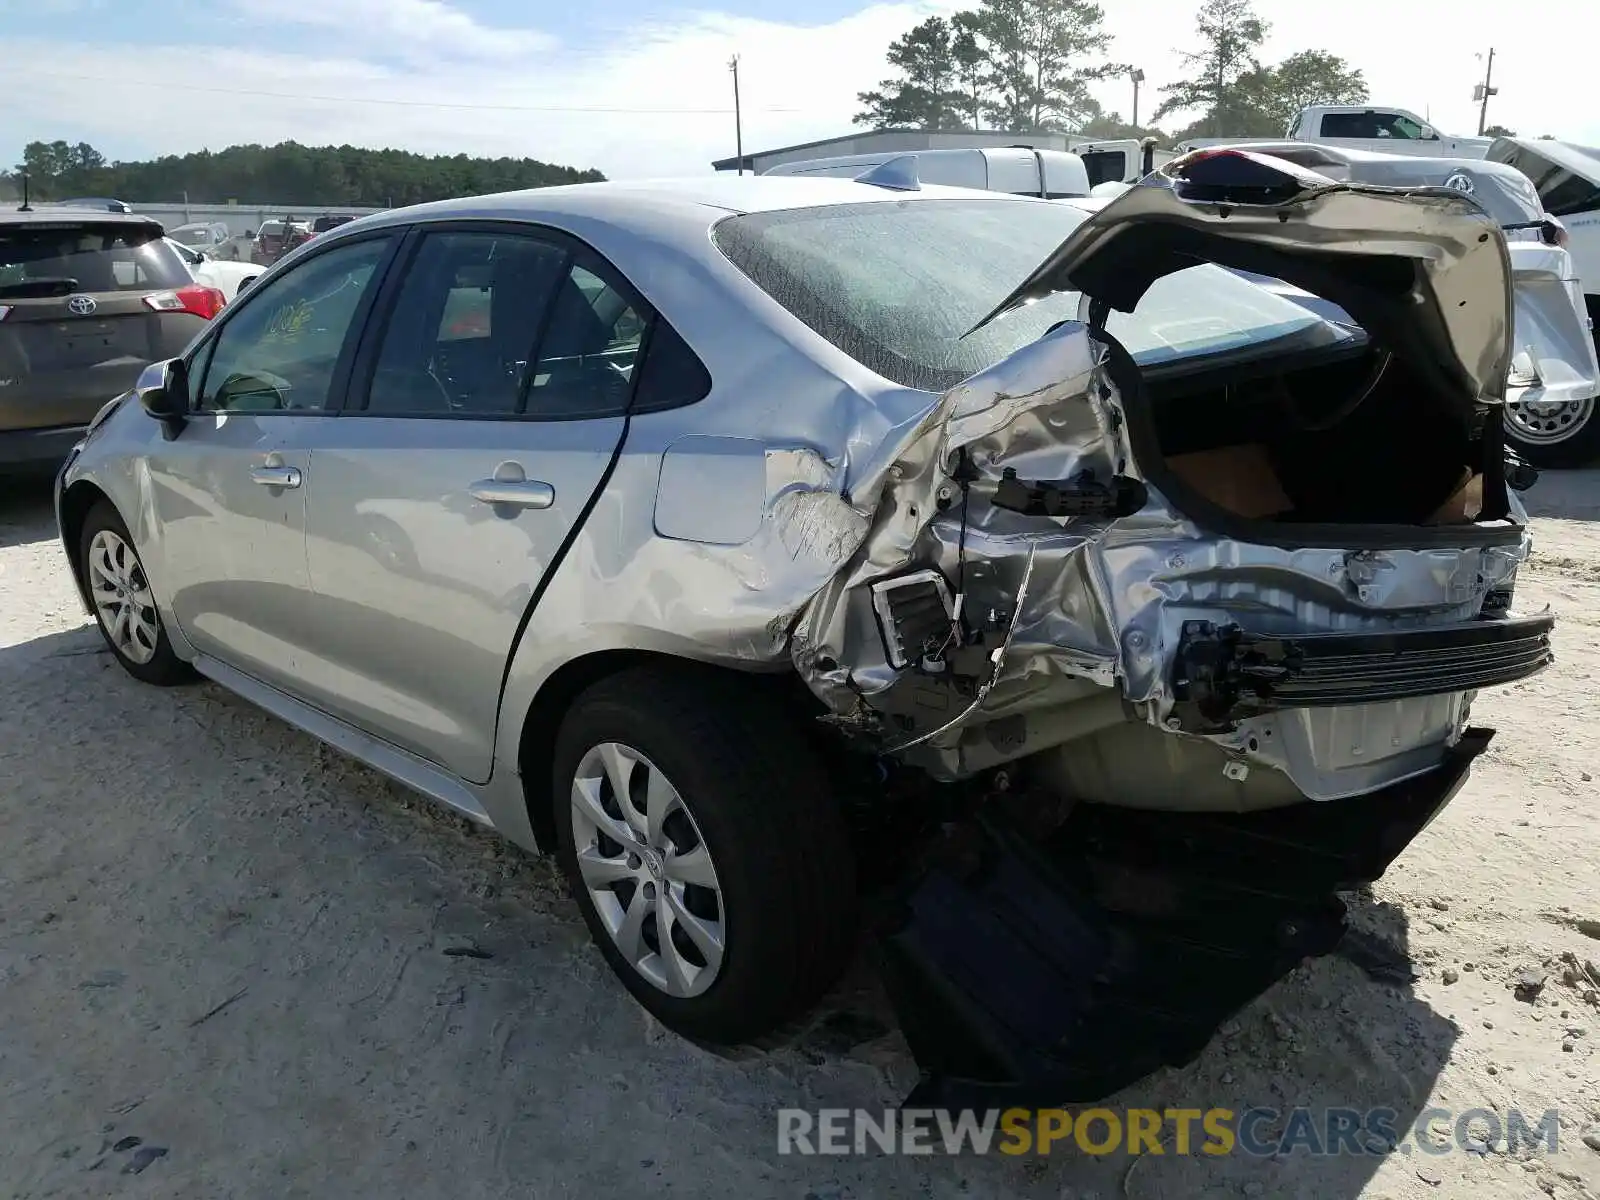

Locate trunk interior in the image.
[1101,331,1510,537]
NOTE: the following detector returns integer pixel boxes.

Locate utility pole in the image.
[1130,67,1145,130]
[729,54,744,175]
[1474,47,1498,135]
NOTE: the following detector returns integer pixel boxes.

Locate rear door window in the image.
[523,264,649,419]
[0,223,189,297]
[360,230,569,416]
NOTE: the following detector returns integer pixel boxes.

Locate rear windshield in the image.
[0,222,190,298]
[712,198,1333,392]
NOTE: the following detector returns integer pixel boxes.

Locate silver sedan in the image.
[54,162,1555,1105]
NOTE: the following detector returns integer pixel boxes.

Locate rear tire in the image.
[78,501,194,686]
[552,665,858,1044]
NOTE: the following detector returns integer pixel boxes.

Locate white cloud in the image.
[3,0,1593,183]
[227,0,553,61]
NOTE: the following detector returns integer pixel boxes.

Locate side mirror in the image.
[136,357,189,438]
[1421,125,1439,140]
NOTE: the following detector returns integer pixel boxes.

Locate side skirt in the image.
[191,652,495,827]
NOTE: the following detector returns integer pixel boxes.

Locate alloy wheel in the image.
[86,529,159,665]
[569,742,726,998]
[1505,392,1595,445]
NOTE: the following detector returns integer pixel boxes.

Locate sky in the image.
[0,0,1591,180]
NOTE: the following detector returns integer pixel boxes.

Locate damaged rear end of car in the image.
[771,150,1555,1105]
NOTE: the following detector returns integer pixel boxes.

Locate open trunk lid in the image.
[970,148,1516,416]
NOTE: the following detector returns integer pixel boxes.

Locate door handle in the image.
[468,479,555,509]
[250,465,301,488]
[469,460,554,511]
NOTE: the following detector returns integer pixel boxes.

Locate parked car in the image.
[765,146,1092,198]
[54,162,1553,1105]
[0,208,222,472]
[52,197,134,214]
[1176,104,1494,160]
[164,237,259,302]
[168,221,239,259]
[311,214,355,235]
[1487,136,1600,464]
[250,218,311,265]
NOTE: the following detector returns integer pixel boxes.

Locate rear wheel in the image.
[552,666,857,1044]
[79,501,194,686]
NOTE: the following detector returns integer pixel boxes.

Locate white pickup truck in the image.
[1177,105,1494,160]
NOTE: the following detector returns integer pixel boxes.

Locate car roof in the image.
[347,175,1042,233]
[0,207,163,230]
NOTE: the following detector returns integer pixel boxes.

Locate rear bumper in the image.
[1168,614,1555,731]
[0,424,86,469]
[879,727,1492,1109]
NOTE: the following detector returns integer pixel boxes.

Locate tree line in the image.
[1,140,604,207]
[854,0,1369,143]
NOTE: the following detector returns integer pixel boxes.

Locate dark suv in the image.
[1,209,222,471]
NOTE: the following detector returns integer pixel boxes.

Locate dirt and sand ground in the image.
[2,470,1597,1200]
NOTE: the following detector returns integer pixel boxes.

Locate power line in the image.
[5,66,800,115]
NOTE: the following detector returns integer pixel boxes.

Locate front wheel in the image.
[552,666,858,1045]
[79,501,194,686]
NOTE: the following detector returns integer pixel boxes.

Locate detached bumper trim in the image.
[1171,614,1554,729]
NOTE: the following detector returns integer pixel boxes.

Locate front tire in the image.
[552,666,857,1044]
[79,501,194,686]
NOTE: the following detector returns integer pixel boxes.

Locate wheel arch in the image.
[58,478,114,612]
[514,648,800,853]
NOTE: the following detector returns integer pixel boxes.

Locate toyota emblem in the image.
[66,295,98,316]
[1443,171,1476,195]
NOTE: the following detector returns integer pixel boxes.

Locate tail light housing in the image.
[144,284,226,320]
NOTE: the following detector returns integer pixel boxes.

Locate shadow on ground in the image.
[0,612,1461,1199]
[0,472,57,549]
[1522,466,1600,521]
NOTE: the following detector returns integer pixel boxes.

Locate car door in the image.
[297,224,648,782]
[149,233,398,698]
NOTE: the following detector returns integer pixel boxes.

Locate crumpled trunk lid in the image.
[972,148,1517,414]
